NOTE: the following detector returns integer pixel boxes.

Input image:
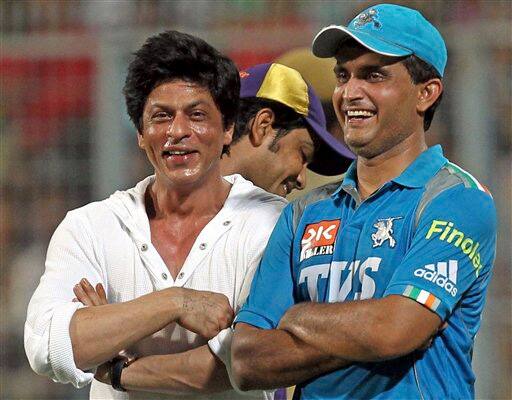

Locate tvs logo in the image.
[300,220,340,261]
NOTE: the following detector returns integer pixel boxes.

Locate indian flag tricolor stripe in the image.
[446,162,492,196]
[403,285,441,311]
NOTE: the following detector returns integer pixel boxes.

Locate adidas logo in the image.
[414,260,458,297]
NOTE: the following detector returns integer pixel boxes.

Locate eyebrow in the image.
[334,63,391,78]
[149,99,211,111]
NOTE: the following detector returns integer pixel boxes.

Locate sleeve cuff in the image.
[234,310,276,330]
[207,327,233,366]
[208,326,273,398]
[48,302,95,388]
[384,284,450,320]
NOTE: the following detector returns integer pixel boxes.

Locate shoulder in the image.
[60,179,145,234]
[52,201,116,248]
[289,179,343,233]
[418,161,495,218]
[228,174,288,219]
[416,161,496,246]
[67,177,150,224]
[64,198,117,226]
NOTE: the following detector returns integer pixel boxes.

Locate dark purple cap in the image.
[239,63,354,176]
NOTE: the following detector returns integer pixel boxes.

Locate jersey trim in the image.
[445,162,491,195]
[403,285,441,311]
[290,179,342,233]
[414,167,460,228]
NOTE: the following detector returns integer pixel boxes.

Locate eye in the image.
[335,70,349,83]
[367,71,385,82]
[301,147,314,164]
[190,110,207,121]
[153,111,171,120]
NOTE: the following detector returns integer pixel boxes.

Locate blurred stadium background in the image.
[1,0,510,399]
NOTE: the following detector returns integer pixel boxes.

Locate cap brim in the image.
[312,25,412,58]
[306,116,354,176]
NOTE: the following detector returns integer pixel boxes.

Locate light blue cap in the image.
[312,3,447,77]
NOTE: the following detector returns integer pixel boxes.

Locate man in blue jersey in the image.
[231,3,497,399]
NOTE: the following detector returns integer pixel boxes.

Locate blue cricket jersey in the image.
[236,146,497,399]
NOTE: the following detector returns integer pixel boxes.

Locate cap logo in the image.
[353,8,381,30]
[239,71,249,78]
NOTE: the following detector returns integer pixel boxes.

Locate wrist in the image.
[111,352,137,392]
[111,356,128,392]
[164,287,185,321]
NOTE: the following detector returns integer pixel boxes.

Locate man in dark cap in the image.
[221,63,353,197]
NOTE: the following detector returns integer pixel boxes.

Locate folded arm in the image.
[232,296,442,391]
[117,345,231,395]
[278,295,442,362]
[232,322,350,391]
[70,286,184,370]
[75,280,233,394]
[71,280,233,371]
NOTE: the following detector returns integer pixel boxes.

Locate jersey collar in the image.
[334,145,448,197]
[335,161,357,198]
[392,145,447,188]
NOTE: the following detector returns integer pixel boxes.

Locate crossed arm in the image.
[232,295,442,391]
[72,279,233,394]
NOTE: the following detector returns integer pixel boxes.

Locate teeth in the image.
[170,151,188,155]
[346,110,374,117]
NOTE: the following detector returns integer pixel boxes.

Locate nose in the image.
[295,164,307,191]
[341,77,364,103]
[166,112,189,142]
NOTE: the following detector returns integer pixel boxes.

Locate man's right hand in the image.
[75,279,234,339]
[174,288,234,339]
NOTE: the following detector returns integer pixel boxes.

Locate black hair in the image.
[401,55,443,131]
[232,97,314,153]
[123,30,240,154]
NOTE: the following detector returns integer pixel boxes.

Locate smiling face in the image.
[255,127,315,197]
[138,80,233,188]
[332,43,424,159]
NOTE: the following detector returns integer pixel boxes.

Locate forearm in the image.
[279,296,441,362]
[232,323,350,391]
[70,288,181,370]
[121,345,231,395]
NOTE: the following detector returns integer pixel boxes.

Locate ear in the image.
[417,78,443,113]
[223,123,234,146]
[137,131,145,149]
[248,108,276,147]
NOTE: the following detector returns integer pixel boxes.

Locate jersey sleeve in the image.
[384,185,497,321]
[235,204,296,329]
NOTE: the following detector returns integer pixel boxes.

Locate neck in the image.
[356,131,427,199]
[148,169,230,219]
[220,141,251,179]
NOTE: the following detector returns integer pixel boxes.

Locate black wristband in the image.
[111,357,128,392]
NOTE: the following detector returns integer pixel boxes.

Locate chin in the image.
[343,140,377,159]
[158,168,202,186]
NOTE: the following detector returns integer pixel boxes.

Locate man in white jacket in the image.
[24,30,286,399]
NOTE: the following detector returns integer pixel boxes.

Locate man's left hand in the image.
[73,278,108,306]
